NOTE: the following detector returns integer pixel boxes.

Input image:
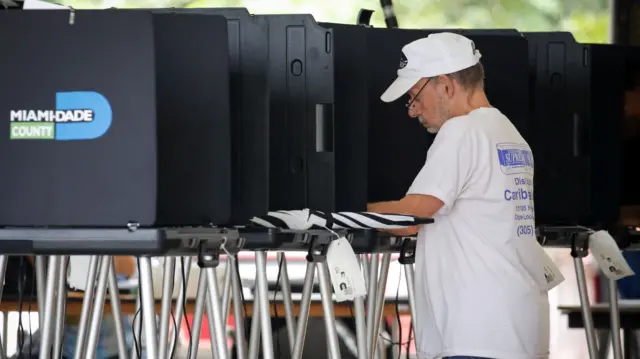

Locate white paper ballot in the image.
[535,242,565,290]
[67,255,93,290]
[23,0,68,9]
[326,237,367,302]
[589,230,635,280]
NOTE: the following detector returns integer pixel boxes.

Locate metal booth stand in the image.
[540,226,627,359]
[0,226,243,359]
[235,227,418,359]
[356,234,417,359]
[0,225,419,359]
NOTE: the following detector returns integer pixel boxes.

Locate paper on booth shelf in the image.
[589,230,635,280]
[67,255,92,290]
[326,237,367,302]
[23,0,69,9]
[534,243,565,290]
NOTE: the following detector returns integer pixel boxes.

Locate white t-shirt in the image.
[408,107,549,359]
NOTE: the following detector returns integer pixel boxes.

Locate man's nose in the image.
[407,105,419,118]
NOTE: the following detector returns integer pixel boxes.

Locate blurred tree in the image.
[57,0,609,43]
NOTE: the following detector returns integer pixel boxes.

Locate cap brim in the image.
[380,77,419,103]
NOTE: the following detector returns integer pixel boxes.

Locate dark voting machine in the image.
[152,9,365,215]
[0,10,233,252]
[149,8,271,224]
[322,24,530,201]
[524,33,623,227]
[323,23,628,227]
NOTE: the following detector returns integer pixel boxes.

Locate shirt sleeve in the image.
[406,128,472,215]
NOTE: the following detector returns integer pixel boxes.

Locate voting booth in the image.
[152,9,365,216]
[319,24,530,203]
[0,10,232,229]
[150,7,271,224]
[524,33,623,227]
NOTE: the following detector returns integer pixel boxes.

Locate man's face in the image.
[406,77,451,134]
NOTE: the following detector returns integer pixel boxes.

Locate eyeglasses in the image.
[406,78,430,109]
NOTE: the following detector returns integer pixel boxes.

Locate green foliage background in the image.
[57,0,610,44]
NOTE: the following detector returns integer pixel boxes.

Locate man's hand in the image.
[367,194,444,236]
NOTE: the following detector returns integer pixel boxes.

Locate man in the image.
[368,33,549,359]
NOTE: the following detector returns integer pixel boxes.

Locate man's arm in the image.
[367,194,444,236]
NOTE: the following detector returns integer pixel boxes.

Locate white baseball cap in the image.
[380,32,482,103]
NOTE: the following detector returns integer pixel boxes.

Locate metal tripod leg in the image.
[221,264,232,323]
[390,317,400,359]
[574,255,599,358]
[0,256,7,307]
[187,269,208,359]
[53,256,69,359]
[404,264,417,327]
[255,251,274,359]
[220,265,232,359]
[39,255,61,359]
[277,252,297,352]
[138,257,158,359]
[608,278,623,359]
[36,256,47,329]
[0,256,7,359]
[354,257,368,359]
[73,255,99,359]
[291,262,316,359]
[131,289,142,359]
[158,256,176,359]
[84,256,111,359]
[205,265,229,359]
[0,313,6,359]
[205,290,218,358]
[369,254,391,359]
[317,261,342,359]
[230,257,247,359]
[169,256,192,355]
[108,258,129,359]
[247,287,261,359]
[361,255,370,290]
[366,255,379,359]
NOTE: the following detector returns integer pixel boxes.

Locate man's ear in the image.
[437,75,455,99]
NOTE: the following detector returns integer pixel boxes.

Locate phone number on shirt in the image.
[517,224,535,237]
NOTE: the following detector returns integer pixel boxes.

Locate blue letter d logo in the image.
[55,91,112,141]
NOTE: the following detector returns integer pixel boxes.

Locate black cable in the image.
[405,321,413,359]
[375,268,413,356]
[56,258,70,358]
[131,308,142,357]
[16,257,26,358]
[272,255,284,357]
[132,258,143,359]
[128,257,173,359]
[168,305,179,359]
[394,269,402,359]
[181,257,193,359]
[235,254,250,344]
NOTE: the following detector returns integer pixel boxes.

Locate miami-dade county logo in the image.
[9,91,112,141]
